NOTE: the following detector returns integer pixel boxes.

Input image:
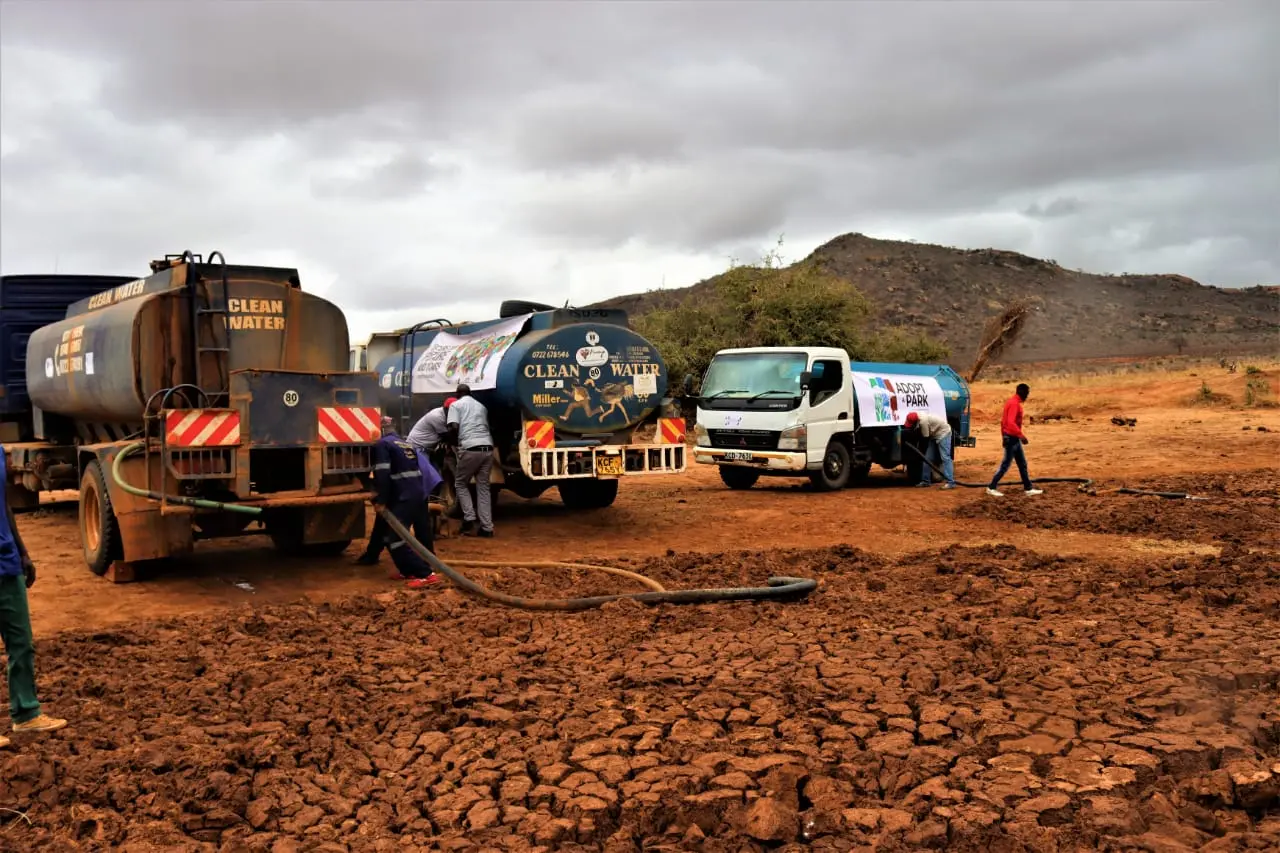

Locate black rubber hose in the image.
[377,507,818,612]
[903,442,1200,499]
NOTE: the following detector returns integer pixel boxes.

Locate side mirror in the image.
[799,371,812,389]
[682,373,695,396]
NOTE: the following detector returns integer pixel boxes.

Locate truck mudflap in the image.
[519,416,686,481]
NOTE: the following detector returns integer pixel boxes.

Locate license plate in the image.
[595,455,624,476]
[724,451,754,462]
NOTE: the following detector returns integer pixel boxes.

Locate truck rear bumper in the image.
[522,442,686,481]
[694,448,809,473]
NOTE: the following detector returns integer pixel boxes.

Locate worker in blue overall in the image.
[371,421,441,589]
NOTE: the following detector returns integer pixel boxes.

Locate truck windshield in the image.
[701,352,806,400]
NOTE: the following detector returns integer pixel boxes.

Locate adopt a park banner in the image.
[850,371,947,427]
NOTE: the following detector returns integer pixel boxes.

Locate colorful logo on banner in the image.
[410,314,532,394]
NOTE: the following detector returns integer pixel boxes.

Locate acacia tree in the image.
[636,238,950,387]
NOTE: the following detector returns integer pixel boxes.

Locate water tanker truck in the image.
[1,252,382,580]
[356,301,687,512]
[688,346,974,490]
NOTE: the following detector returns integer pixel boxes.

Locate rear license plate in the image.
[724,451,754,462]
[595,455,624,476]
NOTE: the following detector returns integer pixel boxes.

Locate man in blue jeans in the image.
[904,411,957,489]
[0,446,68,749]
[987,383,1044,497]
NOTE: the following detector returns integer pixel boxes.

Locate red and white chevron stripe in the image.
[317,406,381,443]
[165,409,242,447]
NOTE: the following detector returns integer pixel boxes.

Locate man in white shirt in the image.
[904,411,957,489]
[446,384,495,537]
[408,397,455,469]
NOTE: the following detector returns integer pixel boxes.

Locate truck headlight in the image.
[778,424,807,451]
[694,423,709,447]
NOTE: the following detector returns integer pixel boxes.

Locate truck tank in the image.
[25,261,351,432]
[1,274,134,433]
[849,361,972,437]
[372,308,669,436]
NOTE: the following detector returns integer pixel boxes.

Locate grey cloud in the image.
[1024,198,1084,220]
[1,0,1276,294]
[309,150,444,200]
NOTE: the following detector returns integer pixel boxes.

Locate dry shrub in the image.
[967,300,1031,382]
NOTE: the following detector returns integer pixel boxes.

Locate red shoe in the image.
[406,574,441,589]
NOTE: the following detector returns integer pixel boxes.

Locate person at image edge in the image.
[0,445,69,749]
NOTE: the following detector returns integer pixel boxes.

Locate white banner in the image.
[410,314,532,394]
[850,371,947,427]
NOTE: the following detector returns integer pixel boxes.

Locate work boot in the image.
[460,521,477,536]
[1024,488,1044,496]
[915,482,930,488]
[0,734,9,749]
[355,552,379,566]
[12,714,67,734]
[477,529,494,538]
[986,488,1003,497]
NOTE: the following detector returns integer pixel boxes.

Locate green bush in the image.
[635,238,951,387]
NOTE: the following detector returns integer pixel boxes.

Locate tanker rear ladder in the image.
[188,250,233,407]
[397,318,453,433]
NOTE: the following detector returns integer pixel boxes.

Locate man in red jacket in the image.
[987,383,1044,497]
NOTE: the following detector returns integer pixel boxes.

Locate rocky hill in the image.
[592,233,1279,366]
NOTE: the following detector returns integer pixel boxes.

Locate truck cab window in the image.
[809,360,843,406]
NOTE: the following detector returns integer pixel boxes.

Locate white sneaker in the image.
[1024,488,1044,496]
[986,488,1003,497]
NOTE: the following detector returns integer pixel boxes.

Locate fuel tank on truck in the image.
[373,308,669,435]
[24,261,352,426]
[849,360,972,436]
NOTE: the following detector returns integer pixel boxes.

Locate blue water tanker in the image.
[362,303,687,511]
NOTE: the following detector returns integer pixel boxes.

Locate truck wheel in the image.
[557,479,619,510]
[499,299,555,318]
[80,460,123,576]
[719,466,760,490]
[808,442,852,491]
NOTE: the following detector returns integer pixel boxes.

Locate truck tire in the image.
[80,460,123,576]
[808,441,852,491]
[499,299,556,318]
[719,466,760,490]
[557,478,619,510]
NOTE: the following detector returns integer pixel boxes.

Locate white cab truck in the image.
[687,347,974,490]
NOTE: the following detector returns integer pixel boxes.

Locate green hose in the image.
[111,441,263,515]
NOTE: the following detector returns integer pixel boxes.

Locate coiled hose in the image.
[378,508,817,612]
[109,442,818,609]
[903,442,1204,500]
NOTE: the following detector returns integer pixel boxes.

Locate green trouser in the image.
[0,574,41,724]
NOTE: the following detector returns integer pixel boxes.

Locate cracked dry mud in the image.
[3,541,1278,852]
[953,468,1280,546]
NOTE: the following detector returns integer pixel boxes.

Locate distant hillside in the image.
[593,234,1280,366]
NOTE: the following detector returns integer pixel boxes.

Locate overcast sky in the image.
[1,0,1276,342]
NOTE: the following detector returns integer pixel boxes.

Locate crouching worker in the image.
[372,418,441,589]
[904,411,957,490]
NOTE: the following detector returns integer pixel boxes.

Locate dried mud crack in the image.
[954,468,1280,546]
[3,544,1278,852]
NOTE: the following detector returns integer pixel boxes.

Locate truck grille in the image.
[707,429,780,451]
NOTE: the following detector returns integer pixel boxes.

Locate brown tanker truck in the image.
[2,252,382,581]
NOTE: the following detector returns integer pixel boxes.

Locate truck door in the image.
[805,358,852,465]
